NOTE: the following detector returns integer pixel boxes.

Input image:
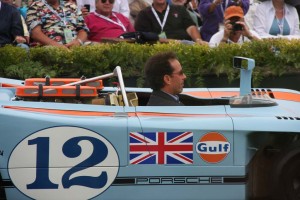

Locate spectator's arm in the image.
[20,15,30,43]
[208,0,222,13]
[65,29,88,48]
[240,0,250,14]
[198,0,215,17]
[292,6,300,35]
[220,19,231,43]
[186,25,207,45]
[73,3,89,38]
[81,6,90,18]
[31,25,65,47]
[238,20,260,41]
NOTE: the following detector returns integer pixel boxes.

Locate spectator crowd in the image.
[1,0,300,49]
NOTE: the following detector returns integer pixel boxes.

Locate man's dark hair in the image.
[144,52,177,91]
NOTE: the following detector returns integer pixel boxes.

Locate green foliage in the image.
[0,45,28,76]
[1,40,299,88]
[4,61,56,79]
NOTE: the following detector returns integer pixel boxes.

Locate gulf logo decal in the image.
[8,126,119,200]
[196,132,231,163]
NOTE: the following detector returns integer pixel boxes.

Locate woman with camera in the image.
[209,5,260,47]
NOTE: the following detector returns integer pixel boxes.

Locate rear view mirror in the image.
[233,57,255,70]
[233,56,255,96]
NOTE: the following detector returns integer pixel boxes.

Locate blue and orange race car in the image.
[0,57,299,200]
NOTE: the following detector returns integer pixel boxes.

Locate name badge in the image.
[159,32,167,39]
[64,29,73,44]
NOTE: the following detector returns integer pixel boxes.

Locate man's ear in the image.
[163,74,171,85]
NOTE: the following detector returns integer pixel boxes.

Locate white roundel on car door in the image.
[8,126,119,200]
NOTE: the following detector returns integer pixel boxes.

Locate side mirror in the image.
[233,56,255,96]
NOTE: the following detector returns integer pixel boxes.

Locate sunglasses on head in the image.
[101,0,114,3]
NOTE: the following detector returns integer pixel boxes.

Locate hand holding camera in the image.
[81,5,90,18]
[230,21,243,31]
[223,18,253,40]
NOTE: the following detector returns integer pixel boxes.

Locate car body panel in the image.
[0,69,299,200]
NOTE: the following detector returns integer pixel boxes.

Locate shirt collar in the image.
[161,90,180,102]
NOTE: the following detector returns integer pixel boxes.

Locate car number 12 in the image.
[8,126,119,200]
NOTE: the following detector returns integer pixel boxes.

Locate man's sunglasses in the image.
[101,0,114,3]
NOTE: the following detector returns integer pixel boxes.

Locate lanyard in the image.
[276,9,285,35]
[93,12,126,31]
[42,0,67,27]
[151,5,170,32]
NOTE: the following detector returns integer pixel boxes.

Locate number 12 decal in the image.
[27,136,108,189]
[9,127,119,200]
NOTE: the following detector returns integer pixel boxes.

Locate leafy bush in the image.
[0,39,299,88]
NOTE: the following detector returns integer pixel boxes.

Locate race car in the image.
[0,57,299,200]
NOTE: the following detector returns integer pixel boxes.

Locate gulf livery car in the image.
[0,57,299,200]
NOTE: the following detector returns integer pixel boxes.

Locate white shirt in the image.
[113,0,130,18]
[209,30,260,47]
[244,0,260,30]
[253,0,300,39]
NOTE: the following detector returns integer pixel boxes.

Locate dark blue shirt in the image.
[0,2,24,46]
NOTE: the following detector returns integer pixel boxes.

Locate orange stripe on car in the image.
[135,112,228,117]
[3,106,115,116]
[184,91,300,102]
[184,91,239,98]
[273,92,300,102]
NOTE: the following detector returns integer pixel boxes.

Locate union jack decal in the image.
[129,132,193,164]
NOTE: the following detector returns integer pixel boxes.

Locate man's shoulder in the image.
[30,1,45,7]
[114,12,130,21]
[85,12,96,21]
[169,4,187,11]
[139,6,152,14]
[64,2,78,11]
[147,90,181,106]
[27,0,46,11]
[1,2,18,12]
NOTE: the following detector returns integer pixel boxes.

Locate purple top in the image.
[198,0,249,42]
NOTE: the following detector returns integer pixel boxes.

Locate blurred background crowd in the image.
[1,0,300,49]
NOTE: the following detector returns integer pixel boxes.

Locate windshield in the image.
[229,94,277,108]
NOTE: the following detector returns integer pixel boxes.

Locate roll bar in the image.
[62,66,129,106]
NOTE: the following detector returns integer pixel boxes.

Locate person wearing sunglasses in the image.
[144,52,186,106]
[26,0,89,48]
[84,0,135,42]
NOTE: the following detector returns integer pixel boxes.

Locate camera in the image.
[84,4,90,12]
[230,21,243,31]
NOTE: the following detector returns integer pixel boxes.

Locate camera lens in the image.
[231,21,243,31]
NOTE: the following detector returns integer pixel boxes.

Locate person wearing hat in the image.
[198,0,250,42]
[209,5,260,47]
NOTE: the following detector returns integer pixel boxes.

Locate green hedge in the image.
[0,39,300,88]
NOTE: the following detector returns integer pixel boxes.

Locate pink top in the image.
[85,12,135,42]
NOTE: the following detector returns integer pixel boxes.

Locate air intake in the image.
[251,89,275,99]
[276,116,300,120]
